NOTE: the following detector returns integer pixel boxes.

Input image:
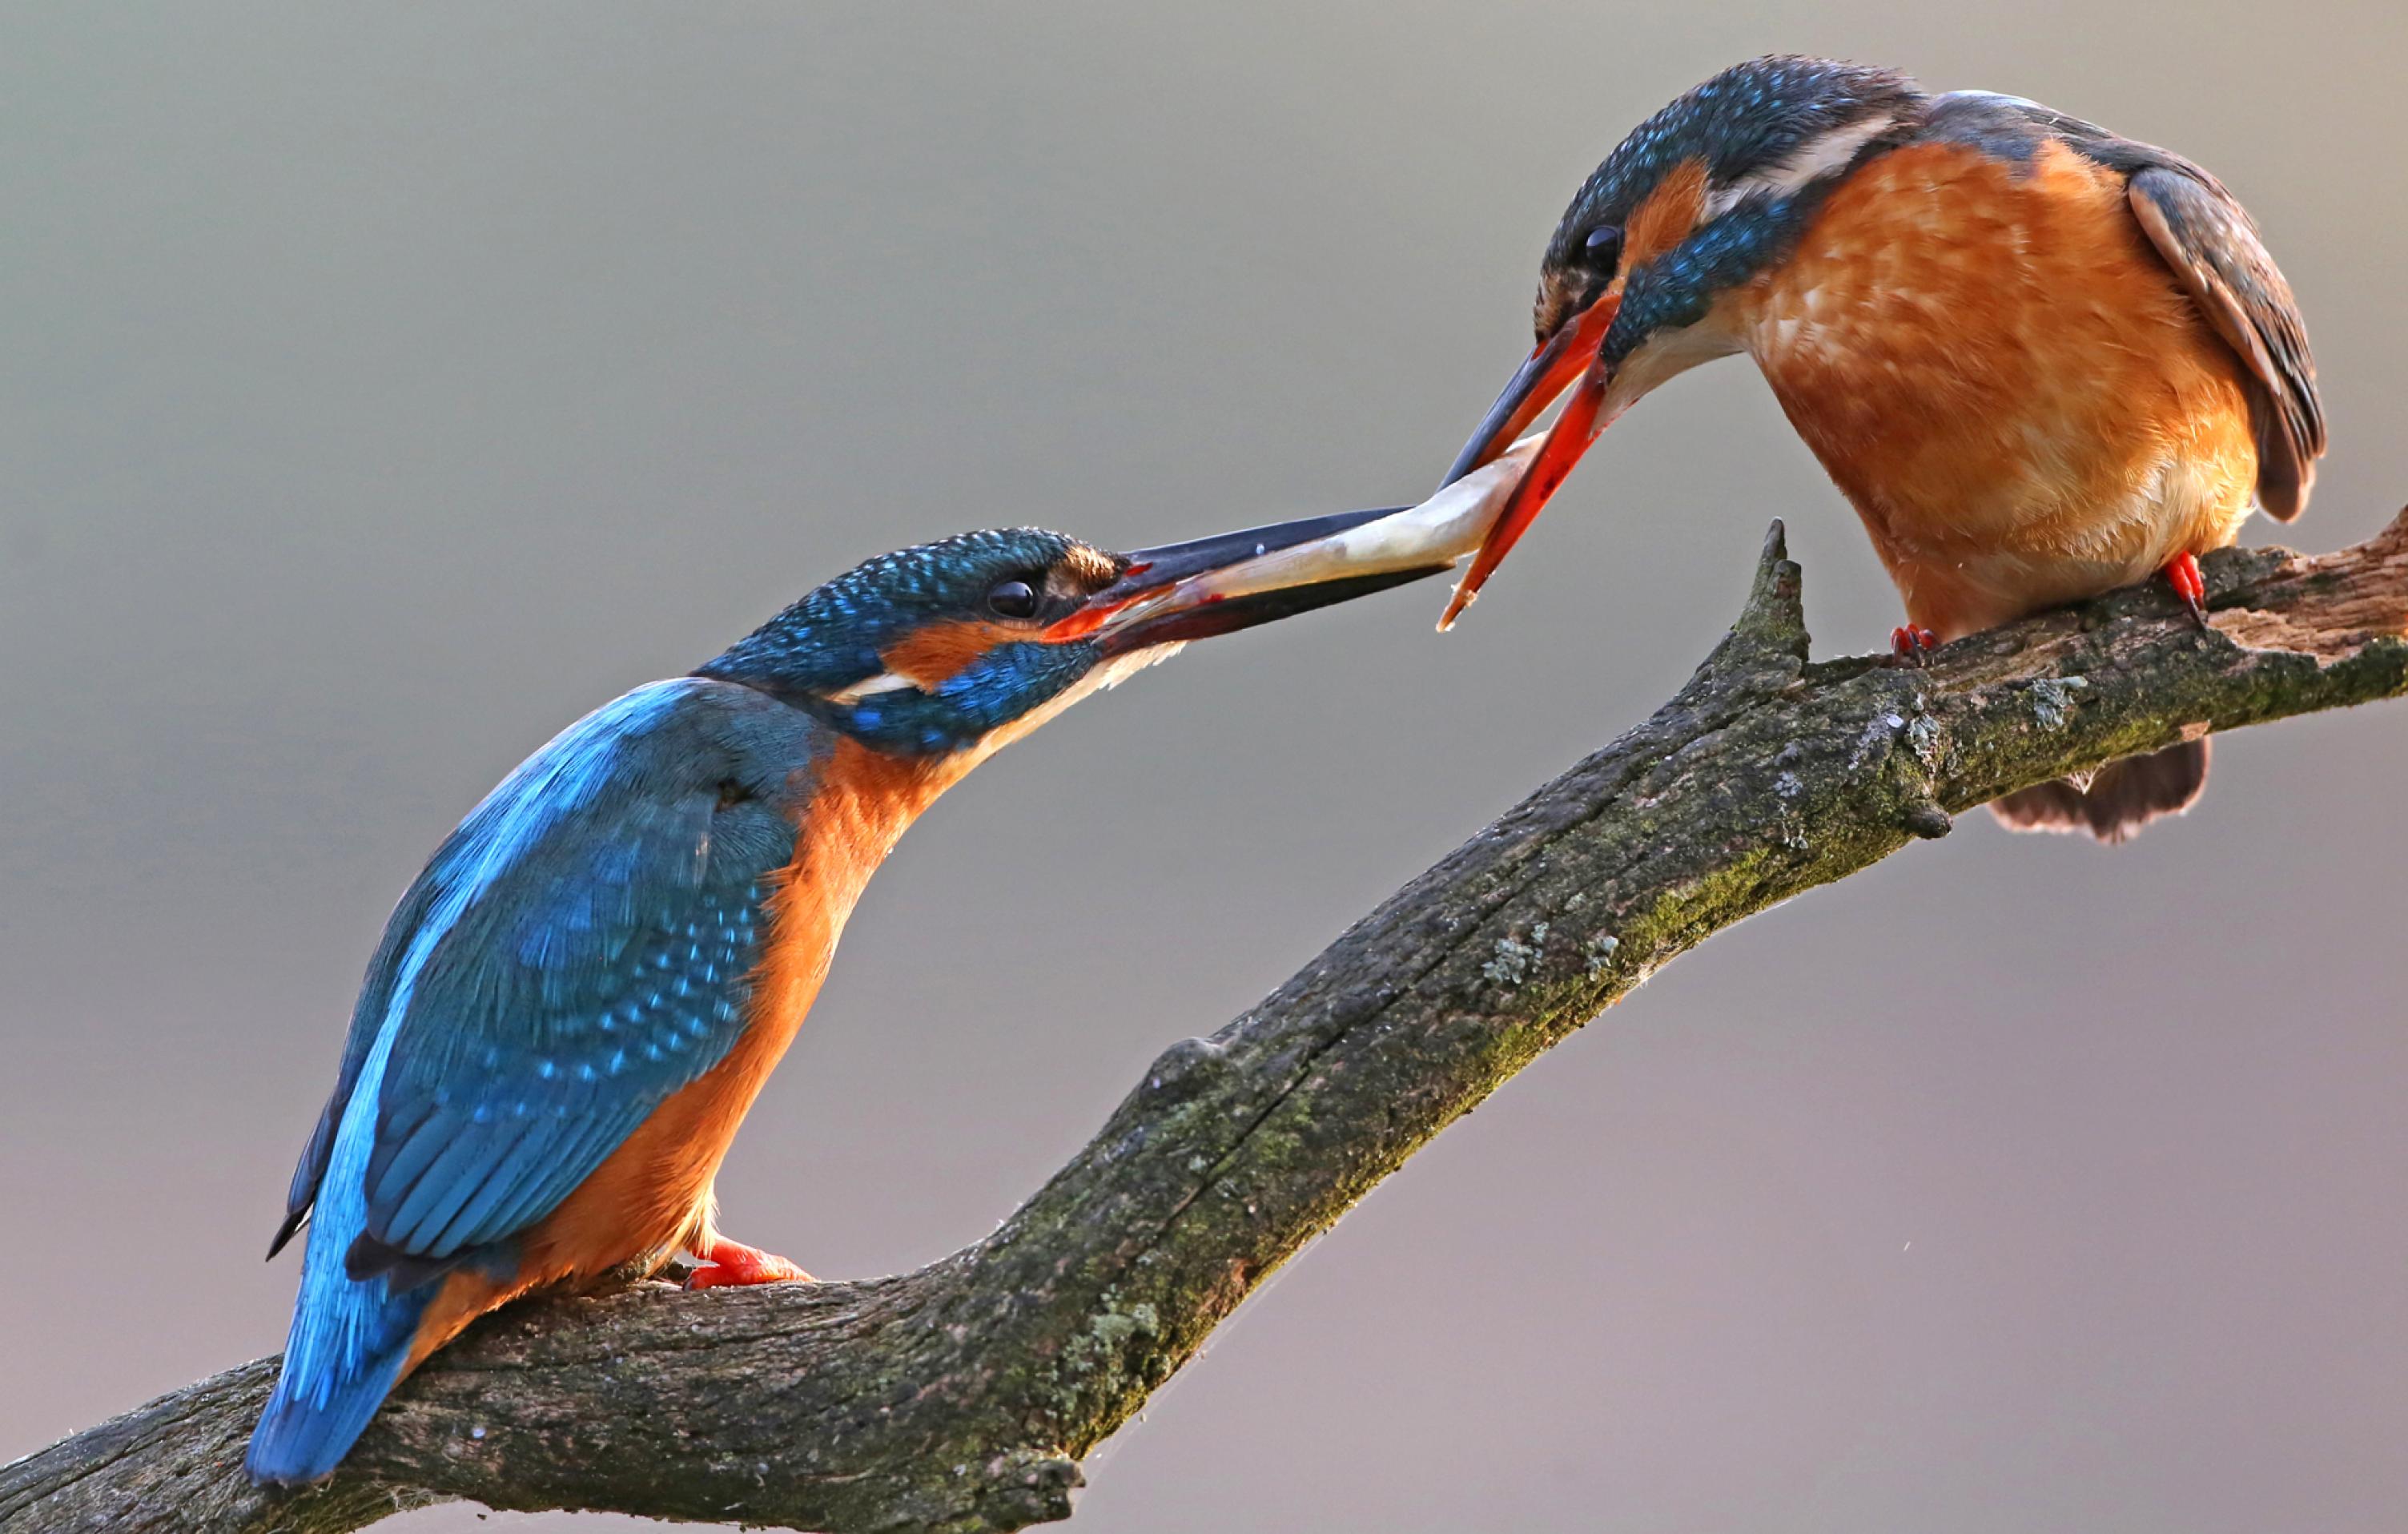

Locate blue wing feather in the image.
[269,873,448,1257]
[352,678,803,1262]
[252,677,818,1484]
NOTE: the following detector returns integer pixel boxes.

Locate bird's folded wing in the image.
[2127,164,2325,520]
[280,678,804,1278]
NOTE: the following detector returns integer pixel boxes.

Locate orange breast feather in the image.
[1743,139,2258,635]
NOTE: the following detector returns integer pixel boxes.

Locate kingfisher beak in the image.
[1058,446,1544,654]
[1433,288,1622,629]
[1068,505,1442,655]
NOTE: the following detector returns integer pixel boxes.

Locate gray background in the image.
[5,4,2404,1531]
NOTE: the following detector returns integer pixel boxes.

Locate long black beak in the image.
[1055,505,1454,655]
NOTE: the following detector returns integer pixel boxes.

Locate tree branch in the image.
[10,511,2406,1534]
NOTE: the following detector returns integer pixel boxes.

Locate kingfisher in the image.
[244,505,1462,1485]
[1439,55,2324,839]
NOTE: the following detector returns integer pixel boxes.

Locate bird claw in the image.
[2164,552,2209,628]
[1888,625,1939,667]
[683,1237,813,1290]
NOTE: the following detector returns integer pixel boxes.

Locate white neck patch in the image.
[1702,112,1900,221]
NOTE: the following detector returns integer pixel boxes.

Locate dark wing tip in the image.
[344,1230,460,1292]
[2255,438,2314,523]
[266,1207,308,1262]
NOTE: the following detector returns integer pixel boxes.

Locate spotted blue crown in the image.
[699,527,1109,758]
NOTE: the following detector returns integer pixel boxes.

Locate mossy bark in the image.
[9,513,2405,1534]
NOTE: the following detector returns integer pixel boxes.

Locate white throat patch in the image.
[965,642,1187,761]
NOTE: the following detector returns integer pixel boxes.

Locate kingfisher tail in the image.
[245,1245,434,1485]
[249,1015,441,1486]
[1988,738,2210,843]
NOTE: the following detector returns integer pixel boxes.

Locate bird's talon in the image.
[2164,552,2209,627]
[1889,625,1939,667]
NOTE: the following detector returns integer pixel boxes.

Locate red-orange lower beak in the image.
[1434,288,1621,629]
[1437,360,1609,629]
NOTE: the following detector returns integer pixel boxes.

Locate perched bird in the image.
[1440,55,2323,839]
[247,507,1459,1484]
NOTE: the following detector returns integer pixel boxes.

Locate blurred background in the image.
[5,3,2404,1530]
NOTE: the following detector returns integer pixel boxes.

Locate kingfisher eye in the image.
[985,578,1039,618]
[1585,224,1624,264]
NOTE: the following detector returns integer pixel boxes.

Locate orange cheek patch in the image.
[1624,156,1710,270]
[880,619,1023,688]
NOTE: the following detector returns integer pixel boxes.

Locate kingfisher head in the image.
[697,506,1443,760]
[1437,55,1927,624]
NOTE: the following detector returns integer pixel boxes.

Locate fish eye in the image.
[986,578,1040,619]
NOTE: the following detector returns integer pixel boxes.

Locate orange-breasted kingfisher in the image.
[1438,55,2325,840]
[245,506,1462,1485]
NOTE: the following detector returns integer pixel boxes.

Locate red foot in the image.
[1889,625,1939,667]
[685,1235,813,1290]
[2164,551,2208,626]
